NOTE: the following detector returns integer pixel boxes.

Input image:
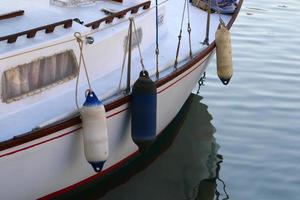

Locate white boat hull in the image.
[0,52,213,200]
[0,0,243,197]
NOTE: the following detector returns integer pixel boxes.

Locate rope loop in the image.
[85,88,94,98]
[74,32,83,44]
[74,32,93,110]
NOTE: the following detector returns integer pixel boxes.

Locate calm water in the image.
[91,0,300,199]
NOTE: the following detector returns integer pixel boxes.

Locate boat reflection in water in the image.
[78,94,228,200]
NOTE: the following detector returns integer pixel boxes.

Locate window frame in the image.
[1,50,78,103]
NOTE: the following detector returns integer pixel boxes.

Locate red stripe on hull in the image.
[0,107,130,158]
[0,128,81,158]
[38,52,209,199]
[0,53,207,158]
[39,151,140,200]
[157,56,208,94]
[0,52,209,200]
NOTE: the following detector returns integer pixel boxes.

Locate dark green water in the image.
[89,0,300,199]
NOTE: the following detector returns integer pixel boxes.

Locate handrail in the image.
[0,19,73,44]
[85,1,151,30]
[0,10,24,21]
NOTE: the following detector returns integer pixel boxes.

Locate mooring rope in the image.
[74,32,93,109]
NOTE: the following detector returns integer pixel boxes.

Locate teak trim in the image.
[85,1,151,29]
[0,19,73,44]
[0,10,24,21]
[0,0,243,152]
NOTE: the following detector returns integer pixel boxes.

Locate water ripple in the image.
[201,0,300,199]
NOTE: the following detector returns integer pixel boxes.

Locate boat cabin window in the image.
[1,50,77,103]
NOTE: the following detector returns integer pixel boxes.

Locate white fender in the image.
[80,91,109,172]
[215,25,233,85]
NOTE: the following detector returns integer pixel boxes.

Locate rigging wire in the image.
[174,0,194,68]
[155,0,160,78]
[186,0,193,58]
[174,0,187,68]
[202,0,211,45]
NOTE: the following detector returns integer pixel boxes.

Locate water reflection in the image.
[98,94,228,200]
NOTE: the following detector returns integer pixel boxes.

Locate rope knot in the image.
[74,32,83,43]
[74,32,85,49]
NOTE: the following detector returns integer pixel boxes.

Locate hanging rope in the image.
[131,18,146,72]
[118,21,131,91]
[122,18,147,93]
[186,0,193,58]
[74,32,93,110]
[174,0,187,68]
[155,0,160,78]
[215,2,226,26]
